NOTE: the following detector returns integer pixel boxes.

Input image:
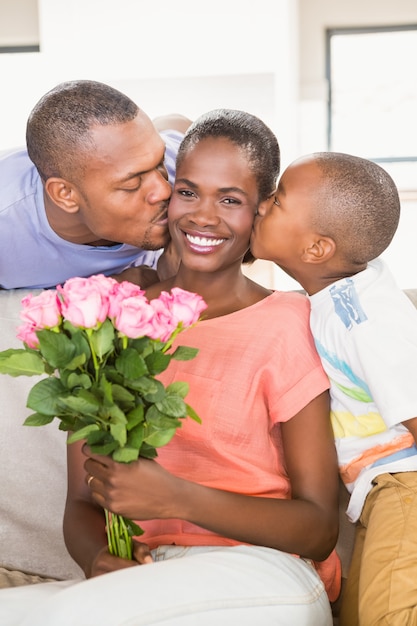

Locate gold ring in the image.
[87,475,94,488]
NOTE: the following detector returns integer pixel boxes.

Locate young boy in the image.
[251,151,417,626]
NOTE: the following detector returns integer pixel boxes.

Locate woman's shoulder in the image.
[268,289,309,309]
[260,290,312,328]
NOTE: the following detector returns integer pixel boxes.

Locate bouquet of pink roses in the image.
[0,274,207,560]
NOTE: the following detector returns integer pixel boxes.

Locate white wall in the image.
[0,0,298,159]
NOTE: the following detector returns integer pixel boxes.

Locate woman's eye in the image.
[222,197,240,205]
[177,189,195,197]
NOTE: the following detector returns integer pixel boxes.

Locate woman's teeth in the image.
[186,234,225,247]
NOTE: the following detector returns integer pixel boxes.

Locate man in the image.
[0,80,191,289]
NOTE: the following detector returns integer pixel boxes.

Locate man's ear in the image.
[301,236,336,264]
[44,177,80,214]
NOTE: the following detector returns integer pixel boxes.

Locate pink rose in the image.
[148,297,177,341]
[108,281,147,321]
[16,290,62,348]
[157,288,207,327]
[16,323,41,349]
[19,290,62,330]
[111,294,156,339]
[57,275,115,329]
[149,289,207,342]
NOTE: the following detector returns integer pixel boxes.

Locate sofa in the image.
[2,286,417,614]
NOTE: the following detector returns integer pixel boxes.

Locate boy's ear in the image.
[256,194,275,216]
[301,235,336,264]
[44,177,80,214]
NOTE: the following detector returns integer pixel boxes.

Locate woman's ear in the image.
[301,236,336,264]
[44,178,80,214]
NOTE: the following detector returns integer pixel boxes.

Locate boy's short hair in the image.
[312,152,400,265]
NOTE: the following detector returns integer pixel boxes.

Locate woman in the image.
[0,109,340,625]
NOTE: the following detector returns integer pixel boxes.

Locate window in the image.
[326,25,417,192]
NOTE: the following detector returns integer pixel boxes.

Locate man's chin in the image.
[140,233,171,252]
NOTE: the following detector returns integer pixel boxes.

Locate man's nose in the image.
[147,169,172,203]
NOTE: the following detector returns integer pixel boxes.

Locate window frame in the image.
[325,24,417,167]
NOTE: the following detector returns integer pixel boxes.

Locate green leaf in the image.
[108,404,128,424]
[111,384,136,405]
[23,412,55,427]
[0,349,45,377]
[67,423,100,443]
[90,320,115,359]
[58,389,100,415]
[166,381,189,398]
[126,376,158,396]
[64,352,88,371]
[142,378,166,403]
[37,329,76,369]
[27,377,67,415]
[144,427,177,447]
[66,372,92,390]
[112,446,140,463]
[99,374,114,405]
[145,350,171,375]
[186,403,202,424]
[90,441,118,456]
[130,336,153,355]
[110,422,127,446]
[156,395,187,418]
[125,519,144,537]
[60,326,91,370]
[58,416,77,431]
[127,423,144,449]
[145,404,181,429]
[137,442,158,459]
[86,429,109,445]
[116,348,147,379]
[126,404,144,430]
[171,345,199,361]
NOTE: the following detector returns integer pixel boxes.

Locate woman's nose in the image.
[189,201,221,225]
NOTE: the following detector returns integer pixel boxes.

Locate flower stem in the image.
[85,329,100,382]
[105,509,133,560]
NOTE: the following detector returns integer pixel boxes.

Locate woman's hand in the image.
[84,446,182,521]
[89,541,154,578]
